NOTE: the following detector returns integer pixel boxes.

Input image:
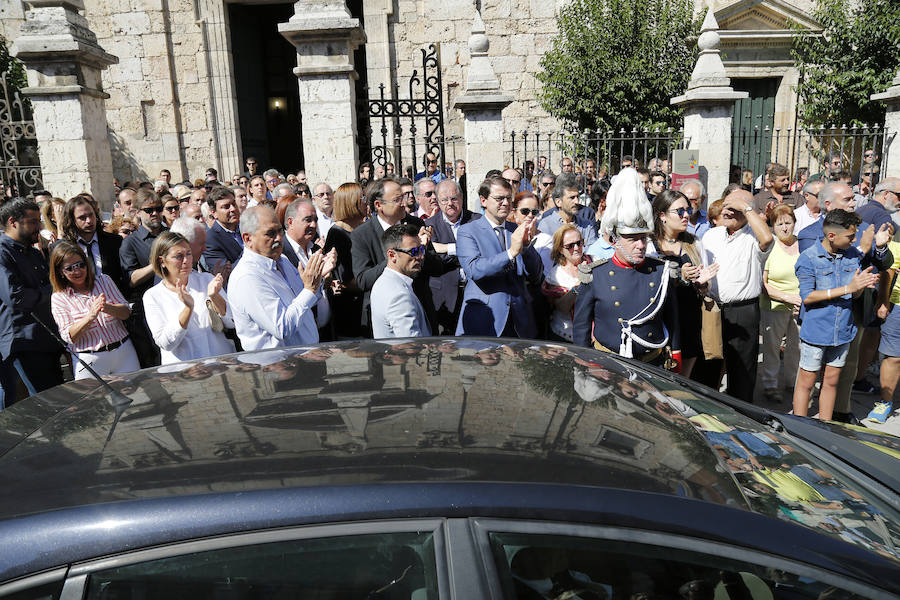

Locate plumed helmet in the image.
[600,167,653,236]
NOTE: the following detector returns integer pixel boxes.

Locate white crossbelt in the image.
[619,265,670,358]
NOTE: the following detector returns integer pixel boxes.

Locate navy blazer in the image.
[455,216,543,337]
[425,209,480,313]
[203,222,243,269]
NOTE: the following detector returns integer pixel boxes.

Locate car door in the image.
[469,519,897,600]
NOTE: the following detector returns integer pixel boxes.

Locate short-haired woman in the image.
[50,241,139,379]
[325,182,367,338]
[144,231,234,364]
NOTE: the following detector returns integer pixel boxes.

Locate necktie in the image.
[80,239,98,273]
[495,226,506,251]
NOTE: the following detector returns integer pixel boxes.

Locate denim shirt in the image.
[795,241,888,346]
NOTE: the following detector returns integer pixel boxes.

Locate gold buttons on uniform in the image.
[609,271,615,276]
[614,301,620,307]
[610,285,616,291]
[649,282,655,287]
[617,318,624,323]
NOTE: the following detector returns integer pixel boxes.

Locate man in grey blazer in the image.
[371,223,432,339]
[425,179,481,334]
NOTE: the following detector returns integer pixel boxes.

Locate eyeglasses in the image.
[438,196,460,205]
[667,207,693,217]
[504,177,521,186]
[422,191,436,197]
[142,206,164,214]
[167,252,192,263]
[563,240,584,251]
[266,179,280,186]
[518,208,540,216]
[164,205,179,213]
[489,195,512,203]
[62,261,86,274]
[392,245,426,258]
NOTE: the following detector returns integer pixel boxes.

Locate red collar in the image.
[611,253,642,269]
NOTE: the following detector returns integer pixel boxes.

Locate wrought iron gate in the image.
[0,69,42,198]
[367,44,446,176]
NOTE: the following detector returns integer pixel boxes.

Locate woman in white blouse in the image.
[541,224,591,343]
[144,231,235,364]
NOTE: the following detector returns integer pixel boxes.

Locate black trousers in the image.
[721,299,759,404]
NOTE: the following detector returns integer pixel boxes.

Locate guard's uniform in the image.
[572,255,680,364]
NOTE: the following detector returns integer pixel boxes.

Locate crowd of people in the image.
[0,150,896,427]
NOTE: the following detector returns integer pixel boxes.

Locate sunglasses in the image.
[62,261,86,274]
[563,240,584,251]
[392,245,426,258]
[142,206,164,214]
[518,208,540,216]
[668,207,693,217]
[164,205,179,213]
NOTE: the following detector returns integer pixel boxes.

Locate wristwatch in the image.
[742,205,753,213]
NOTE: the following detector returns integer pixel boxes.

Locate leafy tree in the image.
[536,0,699,132]
[791,0,900,127]
[0,34,29,106]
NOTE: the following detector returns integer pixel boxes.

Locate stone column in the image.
[11,0,117,209]
[872,68,900,179]
[671,9,747,201]
[453,12,512,213]
[279,0,365,187]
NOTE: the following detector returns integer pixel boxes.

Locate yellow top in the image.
[888,241,900,305]
[761,241,800,311]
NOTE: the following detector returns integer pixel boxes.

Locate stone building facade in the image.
[1,0,819,188]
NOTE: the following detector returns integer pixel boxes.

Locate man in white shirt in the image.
[313,182,335,239]
[793,179,825,234]
[228,206,333,350]
[703,189,773,403]
[371,223,432,338]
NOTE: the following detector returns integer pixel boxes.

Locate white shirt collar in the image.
[376,214,400,232]
[385,266,414,285]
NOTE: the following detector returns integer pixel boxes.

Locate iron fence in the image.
[506,127,688,177]
[731,124,894,183]
[0,69,42,199]
[364,133,465,181]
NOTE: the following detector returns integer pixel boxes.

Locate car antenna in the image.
[28,311,133,444]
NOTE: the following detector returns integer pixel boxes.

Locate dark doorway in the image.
[731,77,779,180]
[228,3,303,175]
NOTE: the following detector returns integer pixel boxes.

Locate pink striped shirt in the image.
[51,274,130,352]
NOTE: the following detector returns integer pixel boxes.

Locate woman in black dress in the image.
[650,189,718,379]
[322,182,368,338]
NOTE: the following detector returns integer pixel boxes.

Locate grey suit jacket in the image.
[425,209,481,312]
[370,268,431,339]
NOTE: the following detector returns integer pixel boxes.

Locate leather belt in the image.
[83,336,129,354]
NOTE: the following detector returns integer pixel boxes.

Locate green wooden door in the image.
[731,78,778,184]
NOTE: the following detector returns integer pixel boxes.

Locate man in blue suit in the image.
[203,186,243,270]
[456,176,543,338]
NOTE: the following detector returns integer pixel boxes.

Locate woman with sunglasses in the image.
[649,190,718,378]
[49,241,139,379]
[542,224,591,342]
[161,194,181,227]
[144,232,234,365]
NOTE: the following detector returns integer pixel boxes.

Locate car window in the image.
[84,531,438,600]
[488,532,869,600]
[1,580,63,600]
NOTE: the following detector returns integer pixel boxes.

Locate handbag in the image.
[206,298,225,333]
[700,296,723,360]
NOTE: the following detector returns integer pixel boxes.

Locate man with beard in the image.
[57,195,127,293]
[752,163,803,215]
[203,186,244,268]
[572,183,680,370]
[119,188,166,367]
[371,223,432,338]
[0,199,64,407]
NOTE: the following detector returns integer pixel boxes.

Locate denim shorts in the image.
[799,340,850,371]
[879,304,900,357]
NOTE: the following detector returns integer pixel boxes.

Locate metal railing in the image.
[0,69,43,199]
[363,133,465,181]
[506,127,688,176]
[732,124,893,181]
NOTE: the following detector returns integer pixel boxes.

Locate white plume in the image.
[600,167,654,235]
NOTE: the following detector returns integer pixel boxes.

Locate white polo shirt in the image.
[703,225,771,303]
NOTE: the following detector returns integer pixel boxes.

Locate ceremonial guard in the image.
[572,169,681,370]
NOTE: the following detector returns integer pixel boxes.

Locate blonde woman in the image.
[144,231,234,364]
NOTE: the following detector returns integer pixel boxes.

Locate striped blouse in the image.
[51,274,130,352]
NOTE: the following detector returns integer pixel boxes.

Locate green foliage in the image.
[791,0,900,127]
[536,0,699,132]
[0,34,29,100]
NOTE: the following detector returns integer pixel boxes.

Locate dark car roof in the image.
[0,338,898,584]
